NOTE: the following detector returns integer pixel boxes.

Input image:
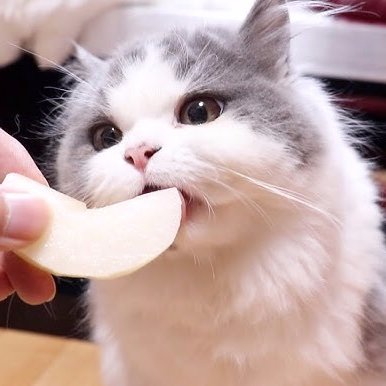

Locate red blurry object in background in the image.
[331,0,386,24]
[314,0,386,119]
[323,1,386,199]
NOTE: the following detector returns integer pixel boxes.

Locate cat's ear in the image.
[67,45,107,82]
[239,0,290,79]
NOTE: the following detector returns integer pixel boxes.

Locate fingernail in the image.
[1,193,48,242]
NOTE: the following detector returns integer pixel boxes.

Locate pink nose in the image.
[124,145,160,171]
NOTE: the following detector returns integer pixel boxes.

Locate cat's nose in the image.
[124,145,160,171]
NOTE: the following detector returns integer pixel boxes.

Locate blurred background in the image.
[0,0,385,339]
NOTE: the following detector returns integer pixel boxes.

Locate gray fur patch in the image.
[157,28,321,166]
[107,45,147,87]
[159,28,235,80]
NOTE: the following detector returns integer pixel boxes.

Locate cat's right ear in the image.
[67,45,107,82]
[239,0,290,79]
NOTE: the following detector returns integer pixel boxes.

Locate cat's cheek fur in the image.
[84,146,144,207]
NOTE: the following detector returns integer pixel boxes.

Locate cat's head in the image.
[55,0,335,256]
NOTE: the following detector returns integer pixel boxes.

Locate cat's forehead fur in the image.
[102,28,320,165]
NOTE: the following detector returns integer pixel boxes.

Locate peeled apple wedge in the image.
[3,173,182,279]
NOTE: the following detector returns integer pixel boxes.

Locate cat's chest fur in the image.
[89,210,377,386]
[90,275,352,386]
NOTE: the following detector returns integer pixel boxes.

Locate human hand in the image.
[0,129,55,304]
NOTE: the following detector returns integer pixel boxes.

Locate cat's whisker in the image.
[169,30,190,78]
[188,42,225,85]
[194,40,213,68]
[199,62,238,88]
[191,161,274,226]
[181,164,274,228]
[193,253,201,267]
[59,178,95,206]
[208,256,216,280]
[200,192,216,220]
[9,43,97,92]
[46,102,66,119]
[210,178,274,229]
[44,97,67,106]
[216,165,341,228]
[44,86,73,94]
[185,220,201,243]
[184,180,216,221]
[5,294,15,328]
[43,302,56,319]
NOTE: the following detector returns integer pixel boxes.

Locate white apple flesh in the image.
[2,173,182,279]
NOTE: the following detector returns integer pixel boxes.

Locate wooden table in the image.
[0,328,103,386]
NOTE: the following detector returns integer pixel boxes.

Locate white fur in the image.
[77,47,386,386]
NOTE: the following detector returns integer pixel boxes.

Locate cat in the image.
[52,0,386,385]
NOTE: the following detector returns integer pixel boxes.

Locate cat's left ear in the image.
[239,0,290,79]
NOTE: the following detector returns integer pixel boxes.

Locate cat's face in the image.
[55,1,326,255]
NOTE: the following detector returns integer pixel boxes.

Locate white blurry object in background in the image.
[1,0,385,85]
[80,1,386,84]
[0,0,253,68]
[0,0,141,67]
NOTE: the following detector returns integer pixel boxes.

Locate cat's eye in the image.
[91,124,123,151]
[178,97,223,125]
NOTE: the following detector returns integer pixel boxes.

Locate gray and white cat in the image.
[53,0,386,385]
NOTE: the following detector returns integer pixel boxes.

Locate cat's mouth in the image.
[141,185,165,195]
[141,184,190,201]
[141,184,199,221]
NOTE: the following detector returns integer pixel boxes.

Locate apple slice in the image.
[2,173,182,279]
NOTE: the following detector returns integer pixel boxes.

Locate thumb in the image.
[0,190,50,249]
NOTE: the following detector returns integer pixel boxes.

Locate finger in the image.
[0,191,51,249]
[0,129,47,184]
[4,252,56,305]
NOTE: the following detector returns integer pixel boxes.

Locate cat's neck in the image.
[109,206,337,322]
